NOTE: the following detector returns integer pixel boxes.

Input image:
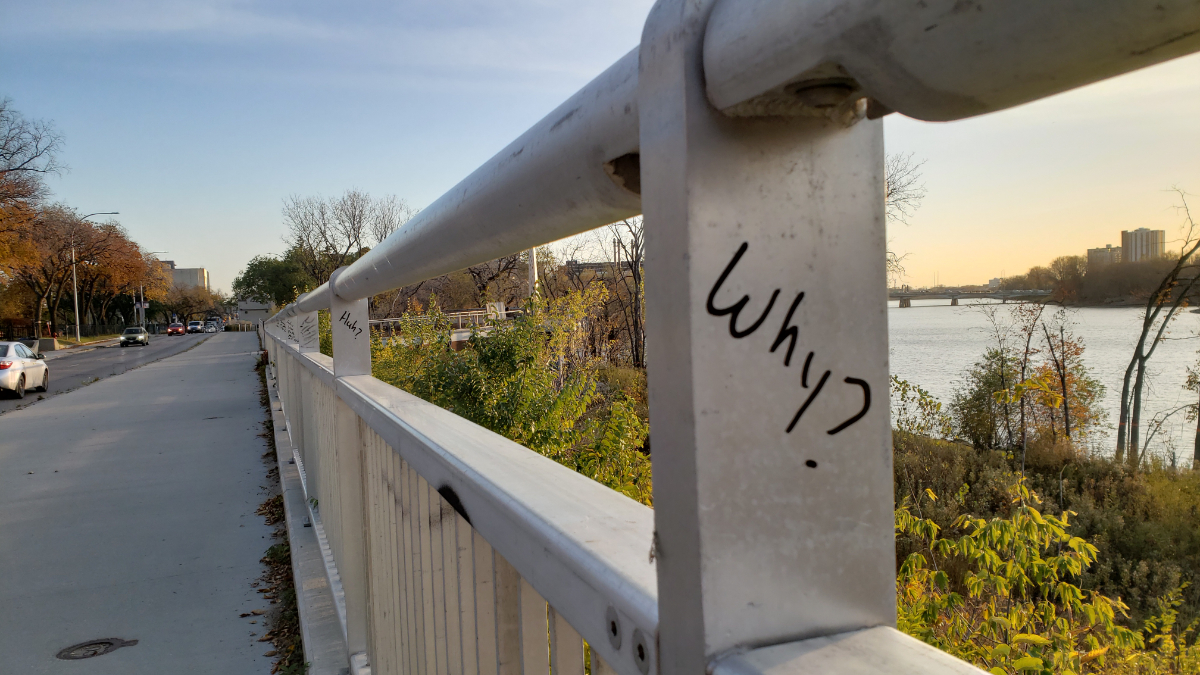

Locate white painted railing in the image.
[263,1,1200,674]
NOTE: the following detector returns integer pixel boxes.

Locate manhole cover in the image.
[55,638,138,660]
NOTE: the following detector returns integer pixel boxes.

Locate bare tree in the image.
[0,97,64,209]
[466,254,523,306]
[370,195,417,245]
[608,218,645,367]
[885,152,927,226]
[1115,189,1200,467]
[282,189,412,287]
[883,153,927,285]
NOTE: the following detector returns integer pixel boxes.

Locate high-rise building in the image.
[172,267,210,290]
[1087,244,1121,268]
[1121,228,1166,262]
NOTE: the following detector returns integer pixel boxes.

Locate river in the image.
[887,301,1200,461]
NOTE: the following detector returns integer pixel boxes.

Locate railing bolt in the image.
[632,628,650,674]
[606,606,622,650]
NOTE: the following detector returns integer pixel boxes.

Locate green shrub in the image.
[370,291,653,505]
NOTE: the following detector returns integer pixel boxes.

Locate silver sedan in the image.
[0,341,49,399]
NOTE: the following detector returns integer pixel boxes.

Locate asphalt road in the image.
[0,332,218,415]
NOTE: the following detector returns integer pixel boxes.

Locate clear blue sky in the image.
[4,1,1199,291]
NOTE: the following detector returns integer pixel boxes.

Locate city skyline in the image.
[3,1,1198,292]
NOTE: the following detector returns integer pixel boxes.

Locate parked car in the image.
[120,327,150,347]
[0,341,48,398]
[204,324,218,333]
[187,321,203,333]
[167,323,185,335]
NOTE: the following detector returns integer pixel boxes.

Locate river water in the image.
[887,301,1200,460]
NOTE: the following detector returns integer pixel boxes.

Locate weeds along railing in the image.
[263,2,1200,674]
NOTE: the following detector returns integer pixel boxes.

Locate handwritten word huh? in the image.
[339,311,364,339]
[706,242,870,435]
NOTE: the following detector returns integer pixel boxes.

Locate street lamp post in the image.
[72,212,118,343]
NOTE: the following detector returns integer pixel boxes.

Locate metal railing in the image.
[371,308,523,334]
[264,2,1200,674]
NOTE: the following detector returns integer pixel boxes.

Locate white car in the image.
[0,341,49,399]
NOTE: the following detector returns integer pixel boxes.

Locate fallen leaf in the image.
[264,650,278,657]
[251,609,265,615]
[240,613,251,617]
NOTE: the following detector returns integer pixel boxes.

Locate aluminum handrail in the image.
[268,0,1200,322]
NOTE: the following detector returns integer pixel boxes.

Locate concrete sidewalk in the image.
[0,333,275,674]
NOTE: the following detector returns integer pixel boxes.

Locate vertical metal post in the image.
[330,268,371,377]
[640,1,894,672]
[329,267,373,664]
[297,311,319,353]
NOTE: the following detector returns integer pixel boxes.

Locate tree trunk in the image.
[31,291,48,339]
[1065,324,1075,439]
[1129,358,1147,468]
[1193,386,1199,470]
[1116,352,1138,463]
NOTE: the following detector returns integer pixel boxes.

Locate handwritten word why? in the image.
[339,311,364,339]
[706,242,870,435]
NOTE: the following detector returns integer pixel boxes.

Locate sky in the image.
[3,0,1199,292]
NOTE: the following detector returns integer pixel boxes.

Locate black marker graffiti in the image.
[770,292,805,366]
[706,241,873,436]
[339,311,364,338]
[786,370,830,433]
[827,378,870,435]
[706,242,780,338]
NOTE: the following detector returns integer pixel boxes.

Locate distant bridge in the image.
[888,289,1053,307]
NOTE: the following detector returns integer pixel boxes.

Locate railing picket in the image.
[418,472,438,675]
[430,483,450,675]
[494,554,521,675]
[474,531,499,675]
[548,607,584,675]
[519,579,549,675]
[457,514,478,675]
[380,439,398,675]
[442,498,465,675]
[387,447,405,675]
[399,459,420,675]
[594,654,618,675]
[408,461,429,675]
[365,432,384,674]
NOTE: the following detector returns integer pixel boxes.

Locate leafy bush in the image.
[898,478,1144,674]
[368,291,653,505]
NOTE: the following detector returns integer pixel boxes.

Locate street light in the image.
[72,212,118,343]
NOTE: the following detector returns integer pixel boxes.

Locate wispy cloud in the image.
[6,0,652,89]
